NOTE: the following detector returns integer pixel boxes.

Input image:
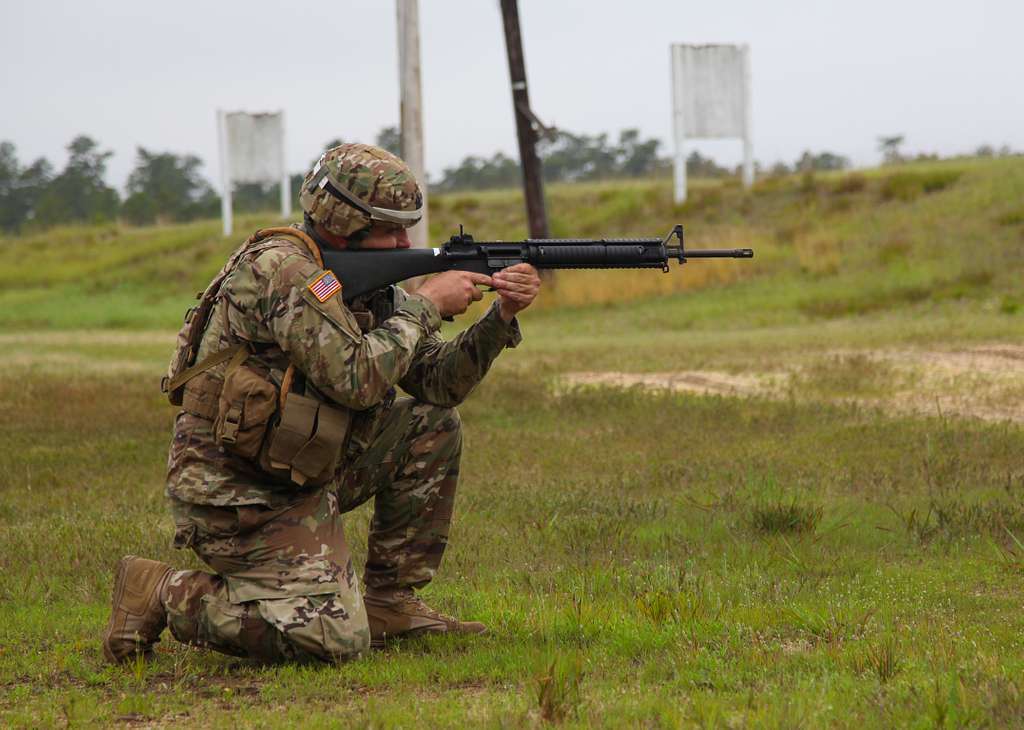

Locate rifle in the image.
[321,225,753,303]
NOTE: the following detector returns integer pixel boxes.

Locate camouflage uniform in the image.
[161,229,520,663]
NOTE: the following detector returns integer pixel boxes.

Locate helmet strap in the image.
[303,213,372,251]
[303,213,348,251]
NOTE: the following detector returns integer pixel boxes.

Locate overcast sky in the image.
[2,0,1022,191]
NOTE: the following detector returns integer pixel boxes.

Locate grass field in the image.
[2,158,1024,727]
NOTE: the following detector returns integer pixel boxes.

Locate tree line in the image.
[10,124,998,233]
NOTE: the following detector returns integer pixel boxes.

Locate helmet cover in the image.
[299,143,423,238]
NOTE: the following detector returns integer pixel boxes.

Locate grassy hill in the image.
[2,156,1022,330]
[3,157,1024,726]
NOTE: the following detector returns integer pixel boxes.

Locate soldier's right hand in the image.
[415,271,494,318]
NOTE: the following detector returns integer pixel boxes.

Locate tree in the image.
[686,151,730,178]
[121,147,218,224]
[36,135,119,224]
[877,135,905,165]
[795,150,850,172]
[540,130,617,182]
[232,182,280,214]
[615,129,664,178]
[0,142,24,231]
[434,127,675,191]
[375,127,402,157]
[0,141,53,232]
[435,153,520,192]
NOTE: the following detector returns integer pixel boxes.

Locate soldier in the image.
[102,143,541,664]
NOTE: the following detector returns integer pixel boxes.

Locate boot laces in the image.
[396,589,456,624]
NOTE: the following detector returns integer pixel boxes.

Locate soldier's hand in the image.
[416,271,493,318]
[493,263,541,322]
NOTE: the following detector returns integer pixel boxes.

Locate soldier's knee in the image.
[273,593,371,664]
[433,405,462,458]
[443,406,462,437]
[410,401,462,439]
[172,592,285,661]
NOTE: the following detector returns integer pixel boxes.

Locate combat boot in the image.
[364,587,487,648]
[102,555,173,663]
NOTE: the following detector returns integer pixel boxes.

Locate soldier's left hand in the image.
[493,263,541,322]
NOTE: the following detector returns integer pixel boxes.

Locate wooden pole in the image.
[499,0,549,239]
[397,0,428,250]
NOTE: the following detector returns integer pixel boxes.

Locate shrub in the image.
[799,171,818,196]
[996,208,1024,226]
[535,655,584,723]
[750,498,822,534]
[880,170,962,202]
[833,172,867,195]
[798,353,896,397]
[795,231,842,276]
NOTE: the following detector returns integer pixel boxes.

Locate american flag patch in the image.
[308,270,342,302]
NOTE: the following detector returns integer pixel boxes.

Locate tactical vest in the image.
[161,227,372,488]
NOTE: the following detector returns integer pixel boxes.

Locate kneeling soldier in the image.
[103,143,541,663]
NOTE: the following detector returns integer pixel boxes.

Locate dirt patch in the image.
[563,370,775,398]
[564,344,1024,424]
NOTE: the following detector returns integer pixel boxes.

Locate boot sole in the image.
[369,624,487,650]
[101,555,133,663]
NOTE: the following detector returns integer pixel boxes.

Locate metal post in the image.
[397,0,428,250]
[500,0,549,239]
[278,110,291,219]
[217,109,233,237]
[741,45,754,190]
[670,45,687,204]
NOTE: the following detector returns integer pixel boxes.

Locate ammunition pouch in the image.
[162,226,326,407]
[163,226,357,487]
[213,360,279,462]
[260,393,351,487]
[179,350,352,489]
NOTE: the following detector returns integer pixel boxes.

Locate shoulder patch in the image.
[308,270,342,303]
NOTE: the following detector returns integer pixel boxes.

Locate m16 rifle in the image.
[320,225,753,302]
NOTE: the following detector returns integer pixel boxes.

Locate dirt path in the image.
[564,344,1024,424]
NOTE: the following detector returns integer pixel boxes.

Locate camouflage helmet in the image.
[299,143,423,239]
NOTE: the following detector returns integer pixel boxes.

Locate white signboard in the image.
[217,110,290,236]
[670,44,753,202]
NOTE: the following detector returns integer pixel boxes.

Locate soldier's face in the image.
[360,224,411,250]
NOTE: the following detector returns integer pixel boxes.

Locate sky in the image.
[2,0,1022,192]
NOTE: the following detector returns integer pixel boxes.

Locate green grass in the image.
[2,157,1024,726]
[3,359,1024,726]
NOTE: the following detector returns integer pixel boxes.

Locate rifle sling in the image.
[171,228,323,411]
[250,227,327,410]
[166,343,249,395]
[254,227,325,268]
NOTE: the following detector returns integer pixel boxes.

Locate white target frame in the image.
[670,44,753,203]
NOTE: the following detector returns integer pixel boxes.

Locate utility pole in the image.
[397,0,428,250]
[499,0,550,239]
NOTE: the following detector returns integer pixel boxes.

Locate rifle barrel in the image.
[682,248,754,258]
